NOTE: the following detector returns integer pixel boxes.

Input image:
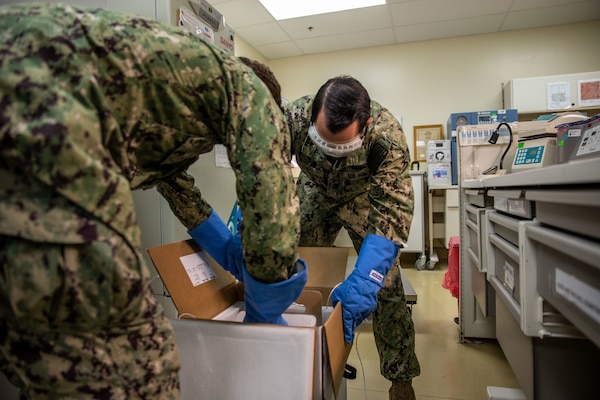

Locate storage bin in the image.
[464,188,493,207]
[489,234,520,304]
[488,189,534,219]
[526,224,600,348]
[526,188,600,241]
[487,211,519,247]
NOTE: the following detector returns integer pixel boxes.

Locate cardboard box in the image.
[148,240,352,400]
[299,247,350,306]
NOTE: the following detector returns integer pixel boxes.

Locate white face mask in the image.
[308,124,364,158]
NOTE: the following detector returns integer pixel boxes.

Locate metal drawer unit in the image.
[495,293,598,400]
[526,188,600,241]
[465,159,600,399]
[464,204,488,272]
[459,185,495,341]
[486,211,525,318]
[463,188,493,208]
[464,204,494,317]
[488,189,534,219]
[486,209,581,339]
[526,224,600,347]
[489,212,595,400]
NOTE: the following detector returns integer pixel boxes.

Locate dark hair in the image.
[238,56,282,110]
[311,76,371,134]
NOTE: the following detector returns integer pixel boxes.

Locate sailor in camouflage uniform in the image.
[0,3,305,399]
[285,76,420,400]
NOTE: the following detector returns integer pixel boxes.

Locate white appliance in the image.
[510,112,588,172]
[427,140,452,187]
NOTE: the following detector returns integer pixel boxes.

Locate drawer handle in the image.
[489,234,519,262]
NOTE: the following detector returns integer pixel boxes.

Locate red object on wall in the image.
[442,236,460,298]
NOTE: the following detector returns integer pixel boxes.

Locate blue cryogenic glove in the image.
[188,210,243,281]
[332,234,399,343]
[242,258,308,325]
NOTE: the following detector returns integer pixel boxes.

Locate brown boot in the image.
[389,380,416,400]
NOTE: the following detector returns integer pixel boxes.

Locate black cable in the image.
[488,122,513,170]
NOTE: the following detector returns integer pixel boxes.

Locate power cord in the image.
[487,122,513,171]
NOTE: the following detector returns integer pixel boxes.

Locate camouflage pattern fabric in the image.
[285,96,421,382]
[0,227,179,399]
[0,2,300,397]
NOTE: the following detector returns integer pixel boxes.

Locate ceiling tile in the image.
[255,41,305,59]
[508,0,589,12]
[295,28,396,55]
[235,22,290,45]
[201,0,599,59]
[502,2,600,31]
[391,0,512,26]
[394,14,505,43]
[277,5,393,40]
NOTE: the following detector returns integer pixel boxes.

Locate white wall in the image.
[267,21,600,160]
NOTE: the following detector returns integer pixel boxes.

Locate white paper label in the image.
[214,144,231,168]
[555,268,600,325]
[369,269,384,284]
[503,261,515,293]
[575,125,600,157]
[179,252,216,287]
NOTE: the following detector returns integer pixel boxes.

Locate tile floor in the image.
[345,259,521,400]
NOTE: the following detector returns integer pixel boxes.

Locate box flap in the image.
[323,303,353,398]
[299,247,351,305]
[295,290,324,326]
[147,239,238,319]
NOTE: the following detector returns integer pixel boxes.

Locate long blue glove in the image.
[242,259,308,325]
[332,234,399,343]
[188,210,243,281]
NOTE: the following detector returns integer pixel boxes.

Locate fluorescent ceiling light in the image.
[259,0,386,20]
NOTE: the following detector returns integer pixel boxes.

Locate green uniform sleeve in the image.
[367,104,414,245]
[224,65,301,282]
[0,3,300,281]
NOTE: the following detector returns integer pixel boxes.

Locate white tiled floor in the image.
[345,259,520,400]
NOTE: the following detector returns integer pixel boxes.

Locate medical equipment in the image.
[569,113,600,163]
[427,140,453,187]
[511,135,556,171]
[447,109,518,138]
[510,112,589,171]
[448,110,519,184]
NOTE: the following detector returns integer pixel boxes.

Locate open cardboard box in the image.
[148,240,352,400]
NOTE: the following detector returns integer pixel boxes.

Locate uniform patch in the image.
[367,140,389,174]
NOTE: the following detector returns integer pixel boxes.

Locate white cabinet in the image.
[404,171,425,255]
[502,71,600,113]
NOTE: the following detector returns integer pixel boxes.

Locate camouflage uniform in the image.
[285,96,421,382]
[0,3,299,398]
